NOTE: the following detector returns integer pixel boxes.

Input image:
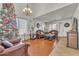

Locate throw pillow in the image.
[1,40,13,48]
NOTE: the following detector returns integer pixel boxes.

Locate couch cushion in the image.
[0,45,5,53]
[1,40,13,48]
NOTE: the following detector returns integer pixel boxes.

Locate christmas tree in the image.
[0,3,17,39]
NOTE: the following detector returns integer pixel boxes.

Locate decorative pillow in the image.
[9,39,21,44]
[1,40,13,48]
[0,45,5,53]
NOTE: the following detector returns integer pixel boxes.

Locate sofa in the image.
[0,40,30,56]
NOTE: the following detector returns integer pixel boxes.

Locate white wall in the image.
[32,20,45,33]
[58,19,72,37]
[73,4,79,31]
[73,4,79,48]
[44,18,73,37]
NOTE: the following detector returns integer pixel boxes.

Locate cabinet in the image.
[67,32,78,49]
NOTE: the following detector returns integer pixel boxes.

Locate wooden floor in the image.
[26,39,57,56]
[50,37,79,56]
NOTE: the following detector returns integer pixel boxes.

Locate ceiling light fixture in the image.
[23,0,32,16]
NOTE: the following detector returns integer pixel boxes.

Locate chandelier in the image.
[23,3,32,16]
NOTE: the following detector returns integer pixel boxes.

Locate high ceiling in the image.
[0,3,78,22]
[14,3,72,18]
[34,3,78,22]
[31,3,72,18]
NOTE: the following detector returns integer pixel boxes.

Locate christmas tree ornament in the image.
[4,17,10,24]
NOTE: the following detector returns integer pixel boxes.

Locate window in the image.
[49,24,57,31]
[16,18,28,39]
[52,24,57,30]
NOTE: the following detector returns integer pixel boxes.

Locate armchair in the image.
[36,30,44,39]
[49,30,58,40]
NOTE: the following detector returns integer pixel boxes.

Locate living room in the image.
[0,2,79,56]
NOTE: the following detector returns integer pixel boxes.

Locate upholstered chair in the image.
[36,30,44,39]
